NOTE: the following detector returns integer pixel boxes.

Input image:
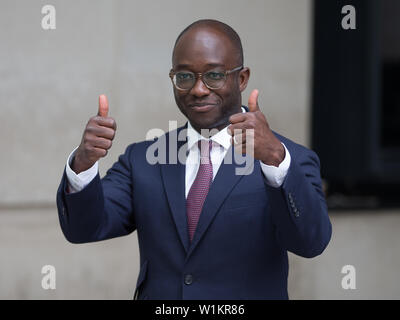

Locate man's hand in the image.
[72,94,117,174]
[228,89,285,167]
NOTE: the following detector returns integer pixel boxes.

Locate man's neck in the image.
[189,122,228,138]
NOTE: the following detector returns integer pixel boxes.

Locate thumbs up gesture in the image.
[72,94,117,174]
[227,89,285,167]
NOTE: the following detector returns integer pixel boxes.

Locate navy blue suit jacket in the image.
[56,118,331,300]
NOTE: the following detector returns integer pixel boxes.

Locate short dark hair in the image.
[173,19,244,66]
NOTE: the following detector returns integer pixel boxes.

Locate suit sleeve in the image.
[56,144,136,244]
[266,146,332,258]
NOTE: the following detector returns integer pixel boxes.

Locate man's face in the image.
[172,27,249,133]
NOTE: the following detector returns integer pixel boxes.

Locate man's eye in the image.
[176,73,194,80]
[206,72,224,80]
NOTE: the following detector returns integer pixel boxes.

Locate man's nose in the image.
[190,77,210,97]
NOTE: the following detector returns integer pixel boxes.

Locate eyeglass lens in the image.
[174,71,226,90]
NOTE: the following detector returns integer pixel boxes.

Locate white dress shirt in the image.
[66,109,291,194]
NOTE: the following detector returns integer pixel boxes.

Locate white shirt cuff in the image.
[260,143,291,188]
[65,147,98,193]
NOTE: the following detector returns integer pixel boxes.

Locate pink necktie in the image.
[186,140,213,242]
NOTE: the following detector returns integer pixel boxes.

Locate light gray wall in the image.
[0,0,311,205]
[1,209,400,299]
[1,0,399,300]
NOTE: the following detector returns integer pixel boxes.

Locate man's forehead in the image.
[173,27,236,66]
[175,26,233,50]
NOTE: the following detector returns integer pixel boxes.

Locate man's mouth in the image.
[188,103,217,112]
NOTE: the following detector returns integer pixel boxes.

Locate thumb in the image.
[98,94,109,117]
[248,89,260,112]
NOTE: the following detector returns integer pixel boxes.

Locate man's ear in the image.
[239,67,250,92]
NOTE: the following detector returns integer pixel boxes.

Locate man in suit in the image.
[56,19,331,299]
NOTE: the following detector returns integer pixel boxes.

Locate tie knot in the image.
[198,139,212,160]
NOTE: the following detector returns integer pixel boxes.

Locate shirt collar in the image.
[186,106,246,151]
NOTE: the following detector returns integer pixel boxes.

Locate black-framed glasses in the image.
[169,66,243,91]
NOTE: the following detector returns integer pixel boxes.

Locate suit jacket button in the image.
[184,274,193,285]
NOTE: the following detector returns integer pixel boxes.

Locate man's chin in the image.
[189,117,230,133]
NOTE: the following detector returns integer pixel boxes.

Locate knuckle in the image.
[86,135,94,144]
[85,145,93,153]
[89,116,98,124]
[86,125,95,133]
[83,138,91,147]
[248,120,256,128]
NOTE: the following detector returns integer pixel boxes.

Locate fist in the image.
[72,94,117,174]
[228,89,285,167]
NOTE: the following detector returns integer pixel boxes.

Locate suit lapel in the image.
[160,125,189,253]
